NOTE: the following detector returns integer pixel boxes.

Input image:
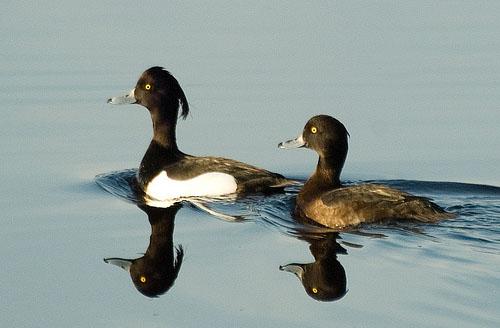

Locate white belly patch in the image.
[145,171,238,200]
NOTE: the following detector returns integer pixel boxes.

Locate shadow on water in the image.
[96,169,257,298]
[96,169,500,300]
[280,232,348,302]
[96,170,252,298]
[96,169,353,300]
[104,203,184,298]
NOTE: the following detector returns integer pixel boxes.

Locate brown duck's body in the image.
[280,115,454,230]
[297,182,454,229]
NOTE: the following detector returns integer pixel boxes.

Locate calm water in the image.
[2,1,500,327]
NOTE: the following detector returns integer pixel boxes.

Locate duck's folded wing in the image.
[320,184,451,222]
[167,156,297,191]
[320,184,411,204]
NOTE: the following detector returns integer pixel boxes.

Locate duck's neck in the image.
[149,106,179,151]
[316,155,343,187]
[139,106,183,188]
[298,155,344,203]
[139,139,181,188]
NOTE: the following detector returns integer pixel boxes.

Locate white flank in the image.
[145,171,238,200]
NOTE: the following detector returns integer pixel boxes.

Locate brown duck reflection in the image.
[104,203,184,298]
[280,232,347,302]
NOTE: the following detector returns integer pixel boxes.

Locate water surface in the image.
[2,1,500,327]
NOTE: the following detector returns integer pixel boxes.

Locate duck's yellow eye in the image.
[145,84,151,90]
[140,276,147,283]
[311,126,317,134]
[312,287,318,294]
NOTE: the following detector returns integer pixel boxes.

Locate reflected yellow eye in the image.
[140,276,147,283]
[311,127,317,134]
[145,84,151,90]
[312,287,318,294]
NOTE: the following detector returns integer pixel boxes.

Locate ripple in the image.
[95,169,138,203]
[95,170,500,253]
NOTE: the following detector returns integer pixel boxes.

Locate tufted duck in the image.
[279,115,454,229]
[108,67,294,201]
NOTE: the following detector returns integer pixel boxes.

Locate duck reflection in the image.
[104,203,184,298]
[280,232,347,302]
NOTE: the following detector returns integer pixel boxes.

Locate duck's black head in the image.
[134,67,189,119]
[279,115,349,185]
[294,115,348,157]
[108,67,190,148]
[108,66,189,119]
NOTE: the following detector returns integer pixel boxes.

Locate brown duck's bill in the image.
[278,134,306,149]
[107,88,137,105]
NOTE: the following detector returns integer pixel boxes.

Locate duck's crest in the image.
[146,66,190,119]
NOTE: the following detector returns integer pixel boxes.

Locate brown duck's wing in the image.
[321,184,414,204]
[166,156,296,192]
[320,184,453,223]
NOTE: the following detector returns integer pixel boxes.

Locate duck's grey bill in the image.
[103,258,132,272]
[279,263,305,280]
[278,134,306,149]
[107,88,137,105]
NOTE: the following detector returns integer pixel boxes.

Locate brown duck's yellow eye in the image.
[140,276,147,283]
[312,287,318,294]
[311,126,317,134]
[145,84,151,90]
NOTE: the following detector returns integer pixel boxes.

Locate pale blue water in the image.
[2,1,500,327]
[94,170,500,328]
